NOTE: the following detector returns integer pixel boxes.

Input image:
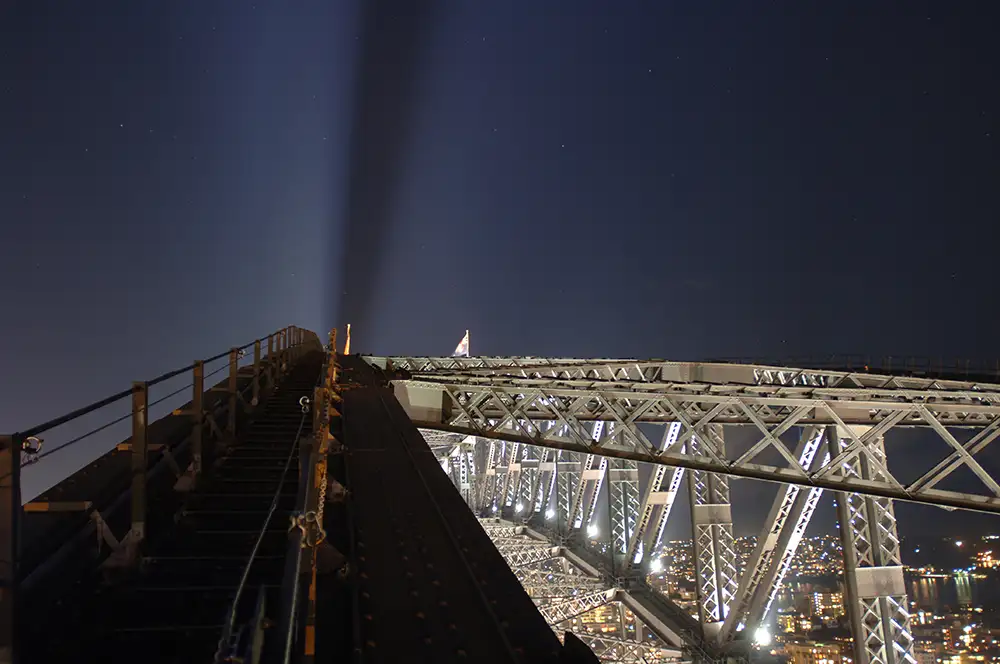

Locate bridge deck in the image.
[335,356,567,663]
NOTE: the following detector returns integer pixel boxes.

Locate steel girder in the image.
[718,428,827,643]
[391,367,1000,513]
[433,427,818,648]
[402,355,944,662]
[625,422,684,570]
[482,519,684,663]
[374,356,1000,394]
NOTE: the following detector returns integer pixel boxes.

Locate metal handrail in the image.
[13,326,307,441]
[279,441,314,663]
[277,370,328,664]
[213,407,310,662]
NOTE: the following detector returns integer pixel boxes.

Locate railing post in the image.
[0,434,20,664]
[277,329,286,378]
[290,325,297,363]
[267,334,275,386]
[192,361,204,477]
[252,340,261,407]
[128,382,148,563]
[228,348,238,440]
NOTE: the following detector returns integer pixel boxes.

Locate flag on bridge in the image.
[452,330,470,357]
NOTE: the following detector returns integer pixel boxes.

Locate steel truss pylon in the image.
[828,425,914,664]
[688,426,737,637]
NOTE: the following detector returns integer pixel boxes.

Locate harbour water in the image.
[909,574,1000,612]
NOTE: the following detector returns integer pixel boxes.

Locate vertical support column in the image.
[227,348,238,440]
[252,340,261,408]
[0,435,20,664]
[128,382,149,563]
[689,426,737,640]
[192,361,204,477]
[828,425,913,664]
[480,440,499,515]
[503,442,521,509]
[609,459,640,558]
[554,451,580,536]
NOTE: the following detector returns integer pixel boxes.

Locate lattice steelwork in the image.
[830,426,914,664]
[380,356,1000,513]
[688,428,737,633]
[555,450,580,529]
[719,428,827,642]
[480,519,683,664]
[381,354,1000,660]
[609,459,640,555]
[626,422,683,568]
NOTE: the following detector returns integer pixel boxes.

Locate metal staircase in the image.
[24,355,323,663]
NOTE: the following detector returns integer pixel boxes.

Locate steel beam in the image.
[388,373,1000,512]
[719,428,825,642]
[369,355,1000,394]
[625,422,683,570]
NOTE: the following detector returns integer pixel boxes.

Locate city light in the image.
[545,508,555,520]
[515,503,524,513]
[753,627,772,647]
[650,559,663,574]
[956,540,963,547]
[586,523,599,538]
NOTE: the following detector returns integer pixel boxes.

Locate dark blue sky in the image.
[2,2,998,534]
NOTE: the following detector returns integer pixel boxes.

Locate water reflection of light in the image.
[956,574,972,606]
[910,574,992,612]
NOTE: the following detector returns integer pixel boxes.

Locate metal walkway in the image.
[20,354,323,663]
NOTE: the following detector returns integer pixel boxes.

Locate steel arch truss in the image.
[398,355,963,663]
[388,365,1000,513]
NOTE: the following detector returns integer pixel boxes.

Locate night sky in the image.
[2,2,999,539]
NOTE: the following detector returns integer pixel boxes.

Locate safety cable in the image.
[216,402,310,660]
[5,378,198,479]
[11,330,303,440]
[4,335,306,480]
